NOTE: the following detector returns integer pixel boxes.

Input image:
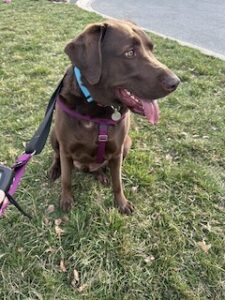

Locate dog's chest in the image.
[73,160,108,172]
[58,113,129,170]
[70,134,116,171]
[65,124,118,168]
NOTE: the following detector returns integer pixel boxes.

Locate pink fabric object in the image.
[3,0,12,3]
[0,153,32,216]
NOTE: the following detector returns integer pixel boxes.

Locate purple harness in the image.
[57,97,126,163]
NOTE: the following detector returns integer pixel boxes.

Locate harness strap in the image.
[57,97,118,125]
[57,97,125,164]
[97,124,108,163]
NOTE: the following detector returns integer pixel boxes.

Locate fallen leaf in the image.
[59,260,67,272]
[47,204,55,213]
[71,268,80,288]
[78,283,88,292]
[144,255,155,263]
[44,217,50,225]
[131,186,138,193]
[55,225,64,237]
[198,240,211,253]
[55,218,62,226]
[180,131,188,137]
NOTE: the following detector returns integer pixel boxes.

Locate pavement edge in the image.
[75,0,225,61]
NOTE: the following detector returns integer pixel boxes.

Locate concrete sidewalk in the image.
[76,0,225,60]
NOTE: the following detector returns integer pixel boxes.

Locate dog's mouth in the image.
[116,88,159,125]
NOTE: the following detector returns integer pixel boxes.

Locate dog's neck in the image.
[59,66,127,119]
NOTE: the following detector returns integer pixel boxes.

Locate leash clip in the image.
[30,150,36,157]
[13,151,36,169]
[98,135,108,142]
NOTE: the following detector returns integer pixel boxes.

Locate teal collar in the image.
[74,66,94,103]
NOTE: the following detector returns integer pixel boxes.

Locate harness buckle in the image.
[98,134,108,142]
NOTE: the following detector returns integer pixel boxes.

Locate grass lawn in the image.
[1,0,225,299]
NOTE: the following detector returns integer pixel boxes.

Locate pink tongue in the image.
[142,100,159,124]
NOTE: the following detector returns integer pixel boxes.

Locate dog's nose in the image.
[161,74,180,92]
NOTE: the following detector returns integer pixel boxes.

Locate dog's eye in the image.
[124,49,136,58]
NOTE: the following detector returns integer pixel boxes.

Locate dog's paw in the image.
[118,201,134,215]
[95,171,110,186]
[60,196,74,212]
[48,164,61,182]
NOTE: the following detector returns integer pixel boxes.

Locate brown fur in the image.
[48,20,180,214]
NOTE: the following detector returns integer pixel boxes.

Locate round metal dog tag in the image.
[111,110,121,121]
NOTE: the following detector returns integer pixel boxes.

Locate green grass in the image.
[1,0,225,299]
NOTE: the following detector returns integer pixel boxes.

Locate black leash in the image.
[0,75,65,218]
[26,76,65,155]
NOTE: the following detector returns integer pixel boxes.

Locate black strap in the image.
[5,192,32,219]
[25,76,65,155]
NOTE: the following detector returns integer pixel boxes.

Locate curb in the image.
[75,0,225,61]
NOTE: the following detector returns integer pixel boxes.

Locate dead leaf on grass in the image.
[198,240,211,253]
[43,217,51,226]
[180,131,188,137]
[55,218,62,226]
[71,268,80,288]
[59,260,67,272]
[47,204,55,213]
[55,225,64,237]
[144,255,155,263]
[131,186,138,193]
[77,283,88,292]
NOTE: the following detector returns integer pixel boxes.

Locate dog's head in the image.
[65,20,180,124]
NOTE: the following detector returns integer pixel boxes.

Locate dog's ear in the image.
[65,24,106,85]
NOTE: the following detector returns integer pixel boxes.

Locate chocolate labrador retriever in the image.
[48,19,180,214]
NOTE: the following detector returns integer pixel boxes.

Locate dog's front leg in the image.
[59,148,74,212]
[109,154,134,215]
